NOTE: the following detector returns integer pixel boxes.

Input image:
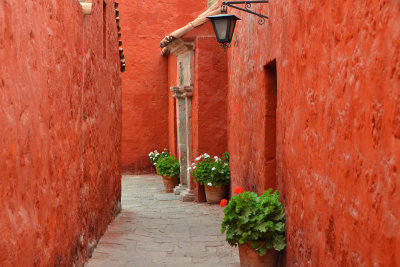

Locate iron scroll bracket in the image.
[222,1,269,25]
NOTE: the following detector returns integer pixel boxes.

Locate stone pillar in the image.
[180,86,195,202]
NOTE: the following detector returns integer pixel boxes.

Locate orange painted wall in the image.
[190,29,228,201]
[223,0,400,266]
[0,0,121,266]
[168,54,178,156]
[120,0,208,173]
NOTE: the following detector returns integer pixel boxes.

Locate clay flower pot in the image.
[238,242,278,267]
[205,185,226,204]
[162,176,179,193]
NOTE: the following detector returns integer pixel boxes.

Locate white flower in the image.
[211,167,216,171]
[207,182,213,186]
[195,157,201,161]
[193,166,196,169]
[204,153,210,158]
[192,163,195,166]
[153,163,156,166]
[155,153,159,157]
[224,163,228,166]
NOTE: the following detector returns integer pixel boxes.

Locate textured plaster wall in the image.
[191,33,228,202]
[120,0,208,173]
[224,0,400,266]
[168,54,178,157]
[0,0,122,266]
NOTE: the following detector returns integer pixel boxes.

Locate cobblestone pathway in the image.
[86,175,239,266]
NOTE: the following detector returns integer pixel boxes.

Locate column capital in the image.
[182,86,193,98]
[170,86,184,98]
[170,86,193,98]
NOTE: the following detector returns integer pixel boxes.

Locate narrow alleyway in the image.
[86,175,239,266]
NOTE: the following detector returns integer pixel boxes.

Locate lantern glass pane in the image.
[214,18,229,41]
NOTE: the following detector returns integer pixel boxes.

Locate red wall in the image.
[0,0,121,266]
[168,54,178,156]
[120,0,208,173]
[191,31,228,201]
[224,0,400,266]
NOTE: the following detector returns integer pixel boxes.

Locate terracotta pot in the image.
[238,242,278,267]
[162,176,179,193]
[204,185,226,204]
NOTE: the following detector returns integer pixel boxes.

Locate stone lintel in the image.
[168,39,194,57]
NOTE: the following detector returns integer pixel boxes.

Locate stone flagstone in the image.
[86,174,239,266]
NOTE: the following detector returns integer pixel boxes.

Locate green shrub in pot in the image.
[221,187,286,256]
[156,155,180,178]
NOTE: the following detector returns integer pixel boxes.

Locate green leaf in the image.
[221,188,286,254]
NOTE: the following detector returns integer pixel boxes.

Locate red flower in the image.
[220,199,228,207]
[233,186,244,194]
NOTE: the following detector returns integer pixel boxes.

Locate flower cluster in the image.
[148,148,169,166]
[220,187,286,255]
[220,186,243,207]
[189,152,230,187]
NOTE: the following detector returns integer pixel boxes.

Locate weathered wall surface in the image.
[0,0,121,266]
[224,0,400,266]
[191,33,228,201]
[120,0,208,173]
[168,54,178,157]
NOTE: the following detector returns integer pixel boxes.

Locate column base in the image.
[173,184,187,195]
[180,189,195,202]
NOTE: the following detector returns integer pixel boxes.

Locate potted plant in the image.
[220,186,286,267]
[148,148,169,171]
[189,152,230,204]
[156,155,180,193]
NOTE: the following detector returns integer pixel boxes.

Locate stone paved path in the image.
[86,175,239,266]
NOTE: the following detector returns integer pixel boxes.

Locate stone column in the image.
[180,86,195,202]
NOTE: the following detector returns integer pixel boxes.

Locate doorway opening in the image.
[103,1,107,59]
[264,60,277,189]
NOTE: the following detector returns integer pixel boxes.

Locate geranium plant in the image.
[220,186,286,256]
[156,155,180,178]
[148,149,169,167]
[189,152,230,187]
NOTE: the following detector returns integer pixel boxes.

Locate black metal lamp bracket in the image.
[222,1,269,25]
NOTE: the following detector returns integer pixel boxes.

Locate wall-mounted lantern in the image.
[207,1,269,49]
[206,14,240,50]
